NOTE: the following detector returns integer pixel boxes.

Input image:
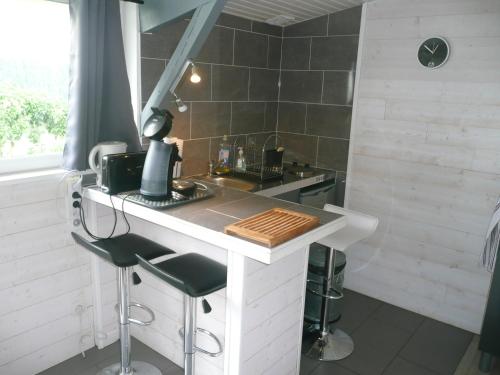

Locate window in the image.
[0,0,69,174]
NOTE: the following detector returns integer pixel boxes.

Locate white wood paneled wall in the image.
[346,0,500,333]
[0,173,93,375]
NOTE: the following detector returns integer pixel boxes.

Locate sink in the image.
[195,175,256,192]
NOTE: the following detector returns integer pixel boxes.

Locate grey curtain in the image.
[63,0,141,171]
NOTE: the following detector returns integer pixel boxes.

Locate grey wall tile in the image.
[163,100,190,139]
[141,58,165,100]
[181,138,210,176]
[197,26,234,65]
[264,102,278,131]
[311,36,359,70]
[280,71,323,103]
[141,20,188,59]
[278,102,306,134]
[322,71,355,105]
[231,102,266,135]
[284,15,328,37]
[234,31,268,68]
[247,131,277,150]
[317,138,349,171]
[212,65,249,101]
[281,38,311,70]
[268,36,282,69]
[306,104,352,138]
[210,135,242,162]
[249,69,280,101]
[217,13,251,31]
[191,102,231,138]
[175,63,211,101]
[278,132,317,165]
[328,6,362,36]
[251,21,282,37]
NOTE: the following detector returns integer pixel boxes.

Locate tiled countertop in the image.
[84,181,345,264]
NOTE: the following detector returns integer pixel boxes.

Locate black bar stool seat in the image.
[72,232,174,267]
[138,253,227,297]
[72,232,174,375]
[137,253,227,375]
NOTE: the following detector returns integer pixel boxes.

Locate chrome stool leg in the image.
[184,295,196,375]
[98,267,162,375]
[180,296,223,375]
[304,248,354,361]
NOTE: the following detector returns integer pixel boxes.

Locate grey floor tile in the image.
[383,357,439,375]
[335,289,383,334]
[300,354,321,375]
[371,303,425,334]
[311,361,359,375]
[352,318,413,357]
[400,319,473,375]
[335,340,397,375]
[38,344,119,375]
[38,338,179,375]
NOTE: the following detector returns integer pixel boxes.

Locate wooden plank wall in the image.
[345,0,500,333]
[0,173,93,374]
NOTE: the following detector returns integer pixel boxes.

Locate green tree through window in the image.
[0,0,69,166]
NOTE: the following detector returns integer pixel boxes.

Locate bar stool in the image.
[71,232,175,375]
[302,204,378,362]
[136,253,227,375]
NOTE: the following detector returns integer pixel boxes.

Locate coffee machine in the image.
[140,108,182,200]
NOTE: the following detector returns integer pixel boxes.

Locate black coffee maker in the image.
[140,108,182,200]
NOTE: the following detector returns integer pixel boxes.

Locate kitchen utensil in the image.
[224,208,320,247]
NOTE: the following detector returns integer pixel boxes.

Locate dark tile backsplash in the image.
[234,31,268,68]
[280,70,323,103]
[306,104,352,138]
[281,38,311,70]
[141,8,361,178]
[328,6,362,36]
[190,102,231,139]
[197,26,234,65]
[249,69,280,101]
[310,35,359,70]
[212,65,249,101]
[284,15,328,37]
[278,103,307,134]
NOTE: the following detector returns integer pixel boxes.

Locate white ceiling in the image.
[223,0,365,25]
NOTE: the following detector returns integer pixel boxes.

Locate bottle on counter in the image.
[215,135,231,175]
[235,147,247,172]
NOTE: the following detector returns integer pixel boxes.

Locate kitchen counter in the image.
[193,163,336,198]
[84,181,344,264]
[82,180,345,375]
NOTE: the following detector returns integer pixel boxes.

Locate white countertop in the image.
[84,183,346,264]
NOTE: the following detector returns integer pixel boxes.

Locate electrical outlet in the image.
[66,174,83,227]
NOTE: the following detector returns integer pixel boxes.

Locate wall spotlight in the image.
[173,93,188,113]
[190,62,201,84]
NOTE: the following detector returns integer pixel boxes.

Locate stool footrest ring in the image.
[179,327,223,357]
[114,302,155,326]
[306,279,344,300]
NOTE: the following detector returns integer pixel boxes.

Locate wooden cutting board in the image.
[224,208,320,247]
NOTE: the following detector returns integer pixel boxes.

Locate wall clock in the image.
[418,37,450,69]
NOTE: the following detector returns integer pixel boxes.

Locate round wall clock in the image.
[418,37,450,69]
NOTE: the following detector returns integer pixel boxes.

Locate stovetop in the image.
[284,162,315,178]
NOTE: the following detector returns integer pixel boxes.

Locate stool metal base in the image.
[97,361,162,375]
[303,329,354,361]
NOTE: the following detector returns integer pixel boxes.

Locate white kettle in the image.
[88,141,127,186]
